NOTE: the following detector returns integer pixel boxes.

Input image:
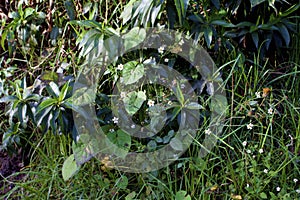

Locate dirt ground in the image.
[0,136,26,196]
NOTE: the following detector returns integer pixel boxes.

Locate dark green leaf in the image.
[251,32,259,49]
[277,23,290,46]
[250,0,266,8]
[64,0,76,20]
[107,129,131,158]
[203,26,213,48]
[211,0,220,10]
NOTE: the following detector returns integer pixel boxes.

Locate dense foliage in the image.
[0,0,299,199]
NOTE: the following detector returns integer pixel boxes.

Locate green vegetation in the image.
[0,0,299,199]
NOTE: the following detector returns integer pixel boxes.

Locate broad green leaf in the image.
[24,7,35,19]
[259,192,268,199]
[123,27,146,51]
[62,154,79,181]
[125,191,136,200]
[122,61,144,85]
[36,98,56,114]
[107,129,131,158]
[170,137,183,151]
[116,175,128,190]
[175,190,191,200]
[123,91,146,116]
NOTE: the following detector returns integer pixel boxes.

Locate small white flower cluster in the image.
[117,64,124,71]
[147,99,155,107]
[112,117,119,124]
[247,122,254,130]
[158,46,165,54]
[205,129,212,135]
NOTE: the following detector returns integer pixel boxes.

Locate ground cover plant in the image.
[0,0,299,199]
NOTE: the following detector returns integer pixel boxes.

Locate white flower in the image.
[246,184,250,188]
[255,91,261,98]
[147,100,155,107]
[246,149,251,154]
[242,141,247,147]
[112,117,119,124]
[276,187,281,192]
[131,124,136,129]
[179,39,184,45]
[76,135,80,142]
[264,169,268,174]
[167,101,172,105]
[158,46,165,54]
[268,108,273,115]
[205,129,212,135]
[259,149,264,154]
[164,58,169,62]
[109,128,115,132]
[247,122,254,130]
[293,178,298,183]
[120,92,126,98]
[296,189,300,193]
[117,64,124,70]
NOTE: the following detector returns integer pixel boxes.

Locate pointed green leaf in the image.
[62,154,79,181]
[36,98,56,114]
[59,81,69,102]
[277,23,290,46]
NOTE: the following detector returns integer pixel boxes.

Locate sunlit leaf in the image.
[62,154,79,181]
[123,91,146,116]
[122,61,144,85]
